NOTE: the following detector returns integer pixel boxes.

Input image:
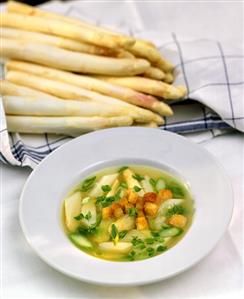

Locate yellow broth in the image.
[62,165,194,261]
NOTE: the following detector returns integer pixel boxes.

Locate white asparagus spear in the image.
[7,0,154,50]
[7,1,174,70]
[0,38,150,76]
[6,71,163,124]
[1,12,135,49]
[143,66,165,80]
[0,27,117,56]
[6,61,172,116]
[97,76,187,100]
[3,96,143,118]
[6,115,133,136]
[163,72,174,83]
[0,80,59,100]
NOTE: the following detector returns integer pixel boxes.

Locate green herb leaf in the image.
[111,224,119,240]
[145,238,155,245]
[157,245,167,252]
[149,178,156,187]
[149,178,157,191]
[118,230,128,239]
[128,207,138,217]
[84,211,92,220]
[73,213,84,221]
[131,236,144,246]
[119,182,128,189]
[133,185,142,192]
[118,166,128,173]
[132,173,145,182]
[165,205,185,217]
[80,176,96,192]
[77,223,97,235]
[168,185,184,198]
[128,250,136,260]
[146,247,155,257]
[101,185,111,192]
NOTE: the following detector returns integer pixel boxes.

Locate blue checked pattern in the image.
[0,1,243,168]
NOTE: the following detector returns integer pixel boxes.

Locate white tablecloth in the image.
[2,133,243,299]
[1,1,243,298]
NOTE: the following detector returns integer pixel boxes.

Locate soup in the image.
[62,165,194,261]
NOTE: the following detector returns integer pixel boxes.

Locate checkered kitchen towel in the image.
[0,1,243,168]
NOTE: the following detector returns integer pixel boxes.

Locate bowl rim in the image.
[19,127,234,286]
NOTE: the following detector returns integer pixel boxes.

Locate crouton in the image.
[111,203,120,211]
[102,207,112,220]
[143,192,157,203]
[119,197,128,209]
[128,189,138,204]
[113,207,124,219]
[144,202,158,217]
[136,216,149,230]
[168,214,187,228]
[157,189,173,204]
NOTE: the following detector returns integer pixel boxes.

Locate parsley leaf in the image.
[157,245,167,252]
[165,205,185,217]
[119,182,128,189]
[168,185,184,198]
[128,207,138,217]
[111,224,119,244]
[145,238,154,244]
[133,185,142,192]
[146,247,155,257]
[80,176,96,192]
[101,185,111,192]
[118,230,128,239]
[132,173,145,182]
[118,166,128,173]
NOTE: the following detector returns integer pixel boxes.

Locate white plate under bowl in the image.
[19,128,233,286]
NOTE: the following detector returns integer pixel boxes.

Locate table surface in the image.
[1,1,243,298]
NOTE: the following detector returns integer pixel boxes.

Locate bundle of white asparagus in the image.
[0,1,187,136]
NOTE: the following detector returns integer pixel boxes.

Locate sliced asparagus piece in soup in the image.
[91,219,112,243]
[64,191,82,232]
[106,179,119,197]
[159,227,182,237]
[90,173,118,197]
[69,233,93,249]
[109,215,135,233]
[123,168,145,196]
[148,215,166,231]
[155,178,166,191]
[123,229,151,242]
[158,198,184,216]
[80,200,97,227]
[141,175,154,193]
[99,242,132,254]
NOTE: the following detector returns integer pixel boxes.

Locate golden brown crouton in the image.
[128,189,139,204]
[143,192,157,203]
[168,214,187,228]
[136,216,149,230]
[113,207,124,218]
[157,189,173,204]
[111,203,120,211]
[102,207,112,220]
[119,197,128,209]
[144,202,158,217]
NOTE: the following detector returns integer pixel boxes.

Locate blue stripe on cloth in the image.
[172,32,190,96]
[216,41,236,128]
